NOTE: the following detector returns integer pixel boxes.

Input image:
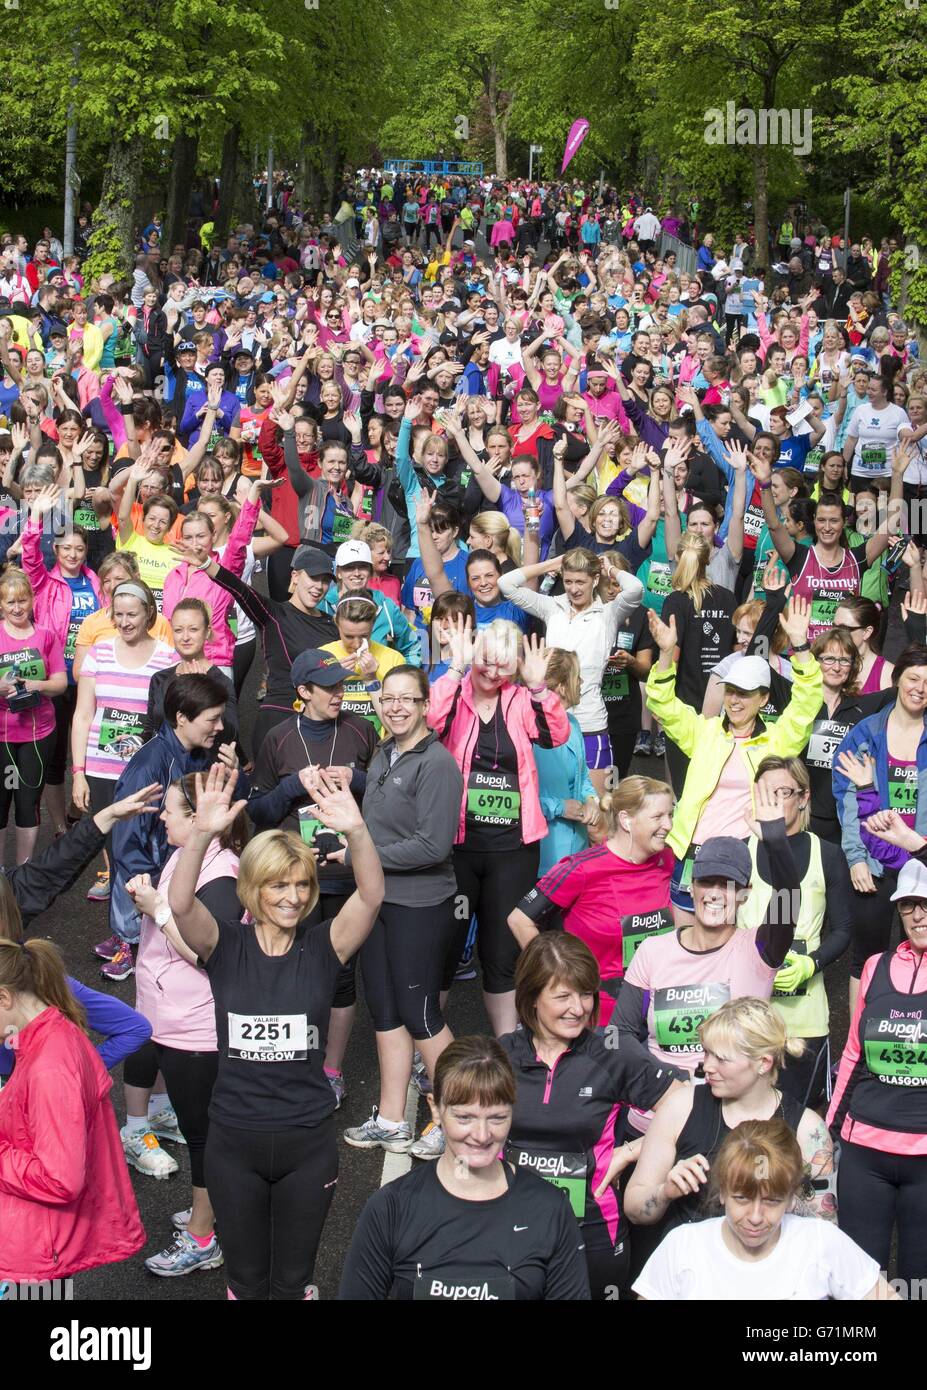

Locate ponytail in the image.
[0,938,87,1032]
[672,531,712,611]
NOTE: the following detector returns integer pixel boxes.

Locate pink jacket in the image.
[162,497,259,665]
[427,674,570,845]
[22,518,103,644]
[756,312,809,363]
[135,841,239,1051]
[0,1007,145,1281]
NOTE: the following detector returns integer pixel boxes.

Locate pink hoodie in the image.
[21,517,103,644]
[426,673,570,845]
[161,497,259,665]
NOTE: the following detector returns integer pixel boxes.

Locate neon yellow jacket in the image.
[645,654,823,857]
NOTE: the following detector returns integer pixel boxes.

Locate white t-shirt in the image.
[900,420,927,486]
[634,1214,879,1301]
[846,402,910,478]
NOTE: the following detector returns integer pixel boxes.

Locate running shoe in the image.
[327,1071,346,1109]
[101,943,134,981]
[453,955,477,983]
[411,1056,433,1097]
[148,1105,187,1146]
[121,1127,179,1179]
[652,731,666,759]
[145,1230,224,1277]
[172,1208,192,1229]
[633,730,653,757]
[344,1111,413,1153]
[410,1122,445,1160]
[86,870,111,902]
[93,932,122,960]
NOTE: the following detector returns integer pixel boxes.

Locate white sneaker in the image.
[172,1208,192,1229]
[147,1105,187,1145]
[122,1127,179,1180]
[410,1122,445,1160]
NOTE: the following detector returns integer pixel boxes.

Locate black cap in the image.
[177,340,196,354]
[292,545,334,577]
[691,837,752,888]
[290,648,354,689]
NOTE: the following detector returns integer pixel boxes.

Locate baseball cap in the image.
[231,344,255,359]
[335,539,372,569]
[719,654,772,691]
[891,859,927,902]
[259,291,275,303]
[177,340,196,354]
[292,545,334,577]
[692,837,752,888]
[290,648,354,690]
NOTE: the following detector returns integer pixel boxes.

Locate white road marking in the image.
[379,1080,420,1187]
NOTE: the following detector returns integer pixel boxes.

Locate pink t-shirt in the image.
[693,742,752,843]
[0,623,64,742]
[81,638,178,779]
[539,844,674,1021]
[626,926,776,1070]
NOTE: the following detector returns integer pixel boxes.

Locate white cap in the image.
[719,654,771,692]
[335,539,372,569]
[891,859,927,902]
[346,277,360,289]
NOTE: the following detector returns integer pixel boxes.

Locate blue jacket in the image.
[535,714,597,876]
[0,980,150,1079]
[832,698,927,872]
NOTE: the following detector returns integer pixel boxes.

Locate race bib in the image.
[888,757,918,824]
[864,1017,927,1086]
[98,707,144,758]
[332,510,355,540]
[342,684,383,736]
[653,981,730,1052]
[804,448,823,477]
[859,444,887,472]
[507,1144,587,1218]
[412,584,432,610]
[227,1012,309,1062]
[810,596,838,630]
[621,908,674,969]
[602,669,629,701]
[806,718,849,769]
[646,562,673,597]
[743,506,765,539]
[466,771,521,824]
[73,506,100,531]
[298,807,322,846]
[413,1271,515,1301]
[1,646,45,682]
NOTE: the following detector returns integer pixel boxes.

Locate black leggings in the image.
[307,891,355,1008]
[46,684,78,785]
[232,637,258,699]
[450,843,540,994]
[778,1034,830,1110]
[266,545,297,603]
[0,729,56,829]
[361,896,458,1038]
[837,1139,927,1284]
[583,1218,631,1301]
[205,1114,338,1300]
[123,1039,218,1189]
[607,716,639,782]
[850,868,898,977]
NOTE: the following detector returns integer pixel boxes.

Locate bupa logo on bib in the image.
[425,1279,501,1300]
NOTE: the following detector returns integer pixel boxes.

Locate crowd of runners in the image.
[0,166,924,1301]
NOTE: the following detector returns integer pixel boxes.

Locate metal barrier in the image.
[658,231,697,276]
[382,159,485,177]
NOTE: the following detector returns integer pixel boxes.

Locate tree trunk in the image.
[486,61,509,179]
[164,131,199,252]
[85,133,144,280]
[297,120,326,211]
[899,244,927,359]
[751,145,769,274]
[214,124,241,242]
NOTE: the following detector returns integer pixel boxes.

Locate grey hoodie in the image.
[358,730,463,907]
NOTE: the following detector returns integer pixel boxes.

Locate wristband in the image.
[448,665,465,677]
[365,680,382,693]
[528,684,547,695]
[72,765,85,774]
[758,480,772,491]
[790,641,811,653]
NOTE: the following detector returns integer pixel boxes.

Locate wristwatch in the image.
[154,902,172,929]
[791,641,811,653]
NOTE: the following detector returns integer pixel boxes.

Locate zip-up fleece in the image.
[832,698,927,871]
[426,673,570,845]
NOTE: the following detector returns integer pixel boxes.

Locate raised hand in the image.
[779,593,811,648]
[190,763,247,839]
[836,749,876,788]
[307,768,365,835]
[745,775,786,838]
[446,611,474,673]
[519,632,550,688]
[647,608,678,656]
[725,439,751,473]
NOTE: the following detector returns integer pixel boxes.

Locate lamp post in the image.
[529,144,543,181]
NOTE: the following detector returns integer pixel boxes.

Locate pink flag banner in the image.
[560,118,590,174]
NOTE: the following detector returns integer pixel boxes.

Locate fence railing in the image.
[382,159,485,177]
[658,231,698,276]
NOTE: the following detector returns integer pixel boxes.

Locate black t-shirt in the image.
[463,705,523,852]
[661,586,735,708]
[204,917,342,1130]
[339,1161,590,1301]
[567,519,650,571]
[604,606,656,724]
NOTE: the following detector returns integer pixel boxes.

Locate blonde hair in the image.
[0,567,34,612]
[589,494,630,540]
[469,510,522,564]
[561,547,601,579]
[545,648,581,708]
[672,531,713,611]
[237,830,319,923]
[599,775,674,836]
[699,997,805,1084]
[356,522,392,552]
